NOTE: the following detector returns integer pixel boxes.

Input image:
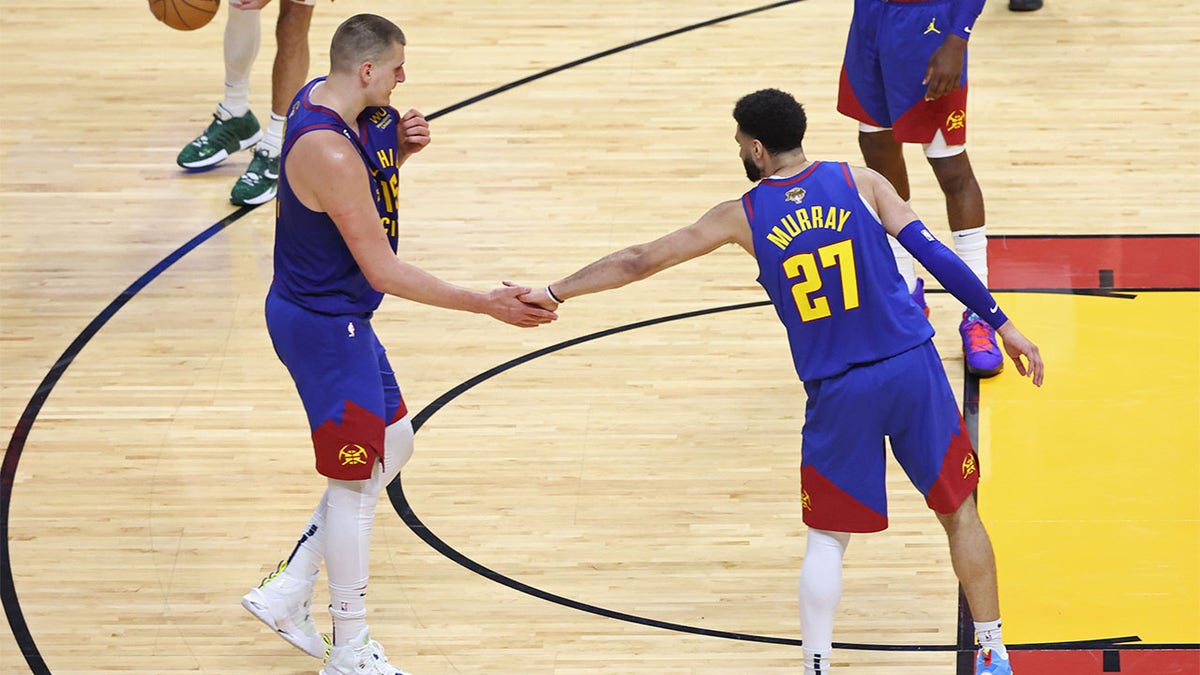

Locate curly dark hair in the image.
[732,88,807,154]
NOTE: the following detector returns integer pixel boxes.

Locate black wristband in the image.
[546,285,564,304]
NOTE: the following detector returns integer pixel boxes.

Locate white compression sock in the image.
[281,488,328,583]
[800,529,851,675]
[325,474,375,645]
[974,618,1008,658]
[258,113,287,156]
[324,417,411,646]
[951,226,989,288]
[220,6,261,118]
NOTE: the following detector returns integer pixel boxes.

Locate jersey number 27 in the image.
[782,239,860,322]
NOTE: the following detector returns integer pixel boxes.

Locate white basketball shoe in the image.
[241,561,329,658]
[320,627,410,675]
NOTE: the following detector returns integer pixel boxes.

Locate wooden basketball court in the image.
[2,1,1197,673]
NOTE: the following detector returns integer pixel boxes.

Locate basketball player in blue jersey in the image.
[520,89,1041,675]
[837,0,1006,381]
[240,14,557,675]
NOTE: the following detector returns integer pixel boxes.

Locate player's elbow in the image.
[619,245,661,281]
[358,260,395,295]
[361,270,388,294]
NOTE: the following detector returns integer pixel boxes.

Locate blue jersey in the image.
[271,77,403,315]
[743,161,933,381]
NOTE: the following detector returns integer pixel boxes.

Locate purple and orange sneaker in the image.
[911,278,930,318]
[960,310,1004,378]
[976,647,1014,674]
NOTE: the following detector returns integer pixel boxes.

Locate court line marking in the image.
[7,0,1199,668]
[392,301,1154,654]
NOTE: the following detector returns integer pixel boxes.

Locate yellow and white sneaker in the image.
[320,627,410,675]
[241,560,328,658]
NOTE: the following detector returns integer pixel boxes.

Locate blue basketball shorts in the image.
[799,340,978,533]
[837,0,970,145]
[265,289,407,480]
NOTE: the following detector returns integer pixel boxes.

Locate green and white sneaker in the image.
[230,146,280,206]
[177,105,262,169]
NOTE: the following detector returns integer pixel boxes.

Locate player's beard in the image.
[743,156,762,182]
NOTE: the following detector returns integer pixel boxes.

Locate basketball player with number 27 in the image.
[519,89,1042,675]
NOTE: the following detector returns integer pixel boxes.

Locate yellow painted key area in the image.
[979,291,1200,644]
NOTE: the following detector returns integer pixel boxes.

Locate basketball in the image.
[149,0,220,31]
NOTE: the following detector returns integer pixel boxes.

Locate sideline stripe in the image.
[989,234,1200,291]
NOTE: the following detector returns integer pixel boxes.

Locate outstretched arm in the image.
[286,131,556,327]
[521,199,751,309]
[856,167,1044,385]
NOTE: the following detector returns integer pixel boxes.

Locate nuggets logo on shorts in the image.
[785,187,807,205]
[962,453,977,480]
[946,110,966,132]
[801,489,813,511]
[338,443,369,467]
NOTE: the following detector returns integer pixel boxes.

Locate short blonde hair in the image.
[330,14,407,75]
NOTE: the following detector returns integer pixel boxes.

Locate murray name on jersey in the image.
[765,205,853,251]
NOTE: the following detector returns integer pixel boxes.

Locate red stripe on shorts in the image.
[311,399,386,480]
[924,415,980,514]
[801,464,889,533]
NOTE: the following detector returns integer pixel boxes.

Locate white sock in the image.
[325,473,375,645]
[258,113,287,157]
[220,6,261,118]
[888,233,918,294]
[800,529,851,675]
[951,225,989,288]
[329,588,368,645]
[974,618,1007,658]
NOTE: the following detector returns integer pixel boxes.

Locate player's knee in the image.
[276,3,313,39]
[383,416,414,479]
[808,528,852,552]
[929,156,978,195]
[858,132,905,170]
[936,493,980,531]
[859,125,897,147]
